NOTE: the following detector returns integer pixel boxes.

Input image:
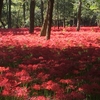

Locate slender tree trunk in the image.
[29,0,35,33]
[0,19,5,28]
[0,0,5,28]
[41,0,44,24]
[40,0,54,40]
[0,0,3,18]
[40,1,49,36]
[6,0,8,25]
[76,0,82,31]
[23,0,26,26]
[63,18,65,28]
[40,12,48,36]
[63,0,65,28]
[8,0,11,28]
[16,10,19,28]
[57,1,59,29]
[46,0,54,40]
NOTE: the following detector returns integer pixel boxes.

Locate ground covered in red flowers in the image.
[0,27,100,100]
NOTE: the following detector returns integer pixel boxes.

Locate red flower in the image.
[59,79,74,85]
[32,84,41,90]
[2,88,11,96]
[37,72,49,81]
[0,67,9,73]
[78,84,93,94]
[14,87,28,98]
[30,96,50,100]
[42,80,60,91]
[0,76,8,87]
[71,91,85,100]
[15,69,32,83]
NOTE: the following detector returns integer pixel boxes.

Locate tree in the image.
[23,0,26,26]
[0,0,5,28]
[76,0,82,31]
[1,0,99,29]
[53,0,74,27]
[40,0,54,40]
[29,0,35,33]
[0,0,3,18]
[94,0,100,26]
[56,0,60,29]
[41,0,44,24]
[8,0,12,28]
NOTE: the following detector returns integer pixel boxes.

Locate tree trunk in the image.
[0,0,5,28]
[8,0,11,28]
[63,18,65,28]
[57,1,59,29]
[40,0,54,40]
[0,0,3,18]
[29,0,35,33]
[63,0,65,28]
[41,0,44,24]
[23,0,26,26]
[40,12,48,36]
[76,0,82,31]
[46,0,54,40]
[0,19,5,28]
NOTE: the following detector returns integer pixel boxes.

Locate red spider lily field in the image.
[0,27,100,100]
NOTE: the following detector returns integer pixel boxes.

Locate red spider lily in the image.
[0,76,8,87]
[37,72,50,81]
[0,27,100,99]
[15,70,29,78]
[78,84,93,94]
[54,88,65,100]
[2,88,12,96]
[30,96,50,100]
[0,67,9,73]
[42,80,60,91]
[32,84,41,91]
[59,79,74,85]
[28,64,38,71]
[14,87,29,98]
[71,91,85,100]
[15,70,32,83]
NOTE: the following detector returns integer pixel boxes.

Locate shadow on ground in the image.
[0,45,100,99]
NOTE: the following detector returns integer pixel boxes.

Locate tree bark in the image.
[76,0,82,31]
[57,1,59,29]
[0,0,3,19]
[0,19,5,28]
[29,0,35,33]
[8,0,11,28]
[46,0,54,40]
[23,0,26,26]
[41,0,44,24]
[40,12,48,36]
[63,0,65,28]
[0,0,5,28]
[40,0,54,40]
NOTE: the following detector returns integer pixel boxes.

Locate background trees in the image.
[53,0,74,28]
[0,0,100,28]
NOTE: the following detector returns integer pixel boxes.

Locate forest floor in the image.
[0,27,100,100]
